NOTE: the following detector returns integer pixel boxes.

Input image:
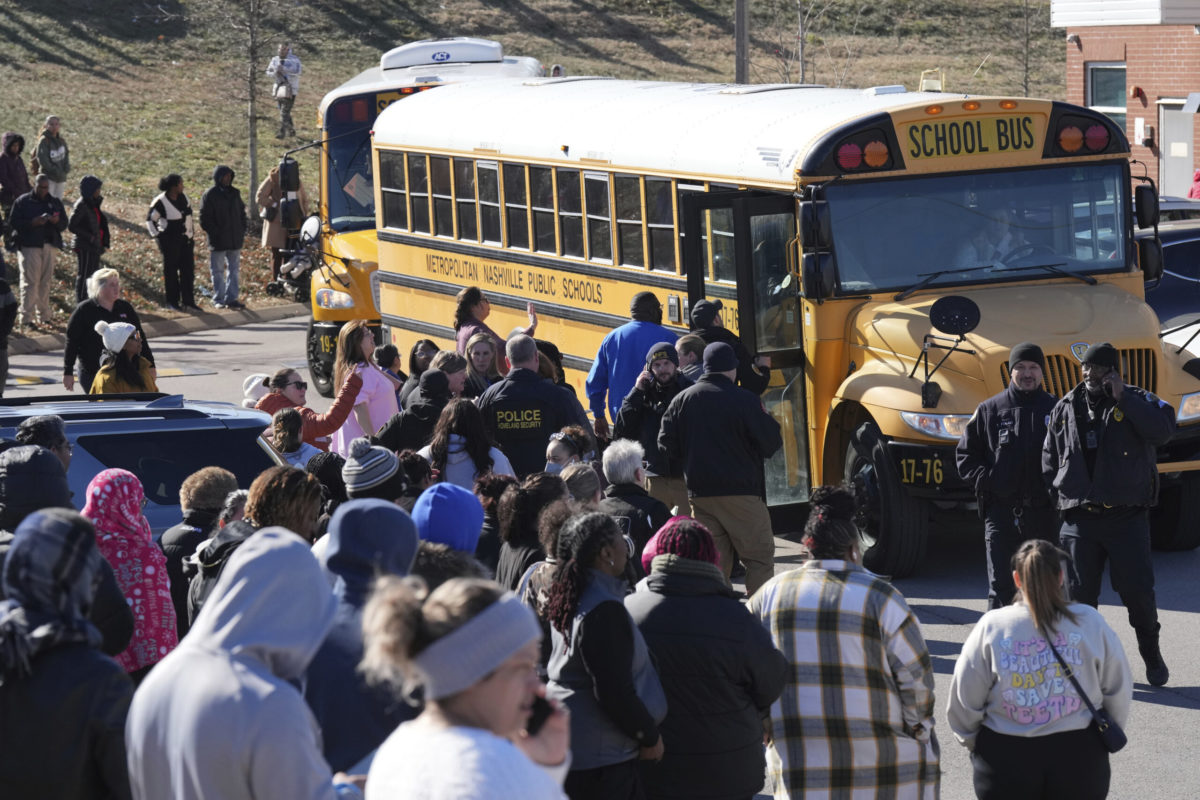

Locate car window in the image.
[1163,239,1200,277]
[77,428,275,504]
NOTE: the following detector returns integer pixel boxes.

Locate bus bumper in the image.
[886,440,973,501]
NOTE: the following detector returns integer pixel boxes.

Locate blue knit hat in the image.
[703,341,738,373]
[411,483,485,553]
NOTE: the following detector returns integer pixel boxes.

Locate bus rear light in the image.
[1085,124,1110,151]
[925,104,944,115]
[961,101,981,111]
[837,142,863,170]
[863,140,889,168]
[999,100,1018,110]
[1058,125,1083,153]
[351,99,370,122]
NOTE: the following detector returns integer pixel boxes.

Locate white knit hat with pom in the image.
[94,320,136,353]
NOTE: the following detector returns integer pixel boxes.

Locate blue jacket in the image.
[305,500,420,772]
[586,320,678,421]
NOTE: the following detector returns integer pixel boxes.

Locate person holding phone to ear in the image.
[1042,342,1176,687]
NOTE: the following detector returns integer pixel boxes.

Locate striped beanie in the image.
[342,437,402,495]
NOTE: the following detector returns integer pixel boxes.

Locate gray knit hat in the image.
[342,438,401,494]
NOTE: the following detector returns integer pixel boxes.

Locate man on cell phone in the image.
[1042,342,1175,686]
[9,174,67,329]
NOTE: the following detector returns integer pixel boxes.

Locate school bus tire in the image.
[845,421,930,578]
[307,320,335,399]
[1150,471,1200,551]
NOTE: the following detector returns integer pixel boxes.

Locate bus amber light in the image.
[1085,124,1110,151]
[961,101,981,111]
[837,142,863,170]
[999,100,1018,110]
[925,104,944,115]
[1058,125,1083,153]
[863,140,889,168]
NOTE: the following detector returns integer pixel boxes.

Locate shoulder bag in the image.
[1045,635,1127,753]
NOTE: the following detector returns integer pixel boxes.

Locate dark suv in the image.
[0,393,279,534]
[1144,220,1200,328]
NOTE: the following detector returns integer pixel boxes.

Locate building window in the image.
[1087,62,1126,131]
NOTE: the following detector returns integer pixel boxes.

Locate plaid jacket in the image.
[748,560,940,799]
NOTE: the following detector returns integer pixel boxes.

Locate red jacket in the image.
[256,371,362,451]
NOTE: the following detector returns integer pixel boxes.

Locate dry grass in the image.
[0,0,1065,333]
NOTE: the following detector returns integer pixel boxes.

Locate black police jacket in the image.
[1042,382,1176,511]
[696,326,770,395]
[658,373,782,498]
[612,372,693,478]
[477,367,581,479]
[956,383,1057,507]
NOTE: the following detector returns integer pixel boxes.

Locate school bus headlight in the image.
[1178,392,1200,423]
[900,411,971,441]
[316,288,355,309]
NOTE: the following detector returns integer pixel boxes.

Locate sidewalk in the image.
[9,302,309,356]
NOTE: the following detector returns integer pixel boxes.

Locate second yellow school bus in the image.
[370,76,1200,577]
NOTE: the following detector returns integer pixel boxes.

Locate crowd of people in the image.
[0,283,1153,800]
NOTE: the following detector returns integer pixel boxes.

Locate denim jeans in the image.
[209,249,240,305]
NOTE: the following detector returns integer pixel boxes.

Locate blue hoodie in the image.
[306,500,420,771]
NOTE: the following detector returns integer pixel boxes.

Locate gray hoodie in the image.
[125,527,344,800]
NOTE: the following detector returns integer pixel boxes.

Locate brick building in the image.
[1052,0,1200,196]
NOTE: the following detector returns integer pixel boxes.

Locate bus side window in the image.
[503,164,529,250]
[557,168,583,258]
[647,178,675,272]
[431,156,453,238]
[615,176,645,267]
[408,154,430,234]
[479,162,501,244]
[379,151,407,230]
[585,173,613,263]
[455,159,478,242]
[531,166,556,254]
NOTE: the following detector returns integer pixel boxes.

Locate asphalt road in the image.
[8,316,1200,798]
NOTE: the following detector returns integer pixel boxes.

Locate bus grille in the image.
[1000,348,1157,398]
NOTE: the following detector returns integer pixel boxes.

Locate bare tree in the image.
[1018,0,1048,97]
[756,0,862,86]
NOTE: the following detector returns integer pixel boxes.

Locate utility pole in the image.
[735,0,748,83]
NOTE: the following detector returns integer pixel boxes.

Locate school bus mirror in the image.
[1135,184,1159,230]
[279,157,301,193]
[801,252,835,300]
[281,199,305,231]
[798,200,832,250]
[1138,237,1163,283]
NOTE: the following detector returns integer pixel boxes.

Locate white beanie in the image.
[94,320,136,353]
[242,373,270,409]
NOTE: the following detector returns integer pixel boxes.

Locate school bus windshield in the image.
[324,95,377,232]
[825,162,1129,294]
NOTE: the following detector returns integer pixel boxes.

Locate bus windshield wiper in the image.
[894,265,996,301]
[996,262,1097,285]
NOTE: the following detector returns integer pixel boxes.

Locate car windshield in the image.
[324,95,378,233]
[825,162,1129,294]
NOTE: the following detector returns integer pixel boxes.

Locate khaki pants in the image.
[18,243,55,324]
[690,494,776,595]
[646,475,691,517]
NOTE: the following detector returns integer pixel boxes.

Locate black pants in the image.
[972,725,1109,799]
[1060,507,1158,633]
[75,248,101,303]
[159,235,195,306]
[983,502,1058,609]
[565,760,644,800]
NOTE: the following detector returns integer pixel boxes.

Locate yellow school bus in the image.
[370,77,1200,577]
[306,38,543,395]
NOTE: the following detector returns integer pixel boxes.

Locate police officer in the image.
[1042,342,1175,686]
[957,342,1058,609]
[477,334,589,479]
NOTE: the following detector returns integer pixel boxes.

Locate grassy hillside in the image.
[0,0,1064,324]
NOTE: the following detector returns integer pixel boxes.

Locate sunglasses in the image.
[286,380,308,390]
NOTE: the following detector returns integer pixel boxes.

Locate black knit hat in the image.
[1009,342,1045,373]
[1082,342,1120,370]
[703,342,738,373]
[629,291,661,318]
[645,341,679,367]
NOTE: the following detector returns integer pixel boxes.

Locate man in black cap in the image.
[957,342,1058,608]
[660,341,782,594]
[613,341,694,513]
[689,298,771,395]
[1043,341,1175,686]
[585,291,677,440]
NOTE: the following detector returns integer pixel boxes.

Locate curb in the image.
[10,302,309,356]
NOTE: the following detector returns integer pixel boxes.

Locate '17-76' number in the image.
[899,457,943,485]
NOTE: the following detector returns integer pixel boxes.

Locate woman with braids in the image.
[948,539,1131,800]
[453,285,537,356]
[187,466,322,625]
[495,473,568,591]
[748,485,941,799]
[256,366,362,452]
[418,398,514,490]
[272,407,321,469]
[544,512,668,800]
[361,577,570,797]
[625,517,786,800]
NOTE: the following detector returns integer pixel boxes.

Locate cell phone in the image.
[526,695,553,736]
